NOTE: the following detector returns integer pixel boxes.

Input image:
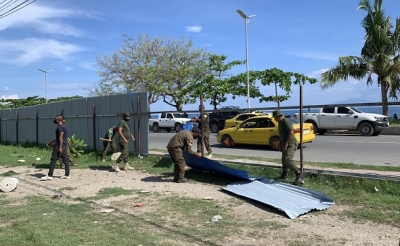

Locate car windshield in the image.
[173,113,188,118]
[349,107,364,113]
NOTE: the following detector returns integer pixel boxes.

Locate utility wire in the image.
[0,0,36,19]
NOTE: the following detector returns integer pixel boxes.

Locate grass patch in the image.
[0,170,19,177]
[86,187,135,200]
[0,143,399,245]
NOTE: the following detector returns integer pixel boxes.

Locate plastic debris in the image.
[133,203,144,207]
[210,215,222,222]
[100,209,115,213]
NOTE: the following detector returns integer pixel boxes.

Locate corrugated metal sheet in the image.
[183,152,263,180]
[224,178,334,219]
[0,92,149,156]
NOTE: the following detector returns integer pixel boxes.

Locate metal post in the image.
[38,69,53,103]
[237,9,255,110]
[244,20,250,109]
[299,85,303,173]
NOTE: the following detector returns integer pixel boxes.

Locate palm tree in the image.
[321,0,400,116]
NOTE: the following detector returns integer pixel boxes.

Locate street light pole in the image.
[38,69,53,103]
[237,9,255,110]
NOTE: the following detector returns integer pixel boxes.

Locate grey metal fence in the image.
[0,92,149,156]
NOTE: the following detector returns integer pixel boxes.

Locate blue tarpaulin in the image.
[183,152,262,180]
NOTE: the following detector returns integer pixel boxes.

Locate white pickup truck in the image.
[294,106,389,136]
[149,112,192,133]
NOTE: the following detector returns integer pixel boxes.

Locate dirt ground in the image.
[1,165,399,246]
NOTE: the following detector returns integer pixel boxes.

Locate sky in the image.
[1,0,400,111]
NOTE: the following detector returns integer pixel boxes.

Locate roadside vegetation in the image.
[389,118,400,126]
[0,143,399,245]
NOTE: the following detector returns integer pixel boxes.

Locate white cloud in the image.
[79,61,97,71]
[287,51,339,62]
[0,4,100,37]
[1,94,18,100]
[306,68,329,79]
[185,25,202,33]
[0,38,84,65]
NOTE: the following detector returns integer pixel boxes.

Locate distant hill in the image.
[333,97,375,104]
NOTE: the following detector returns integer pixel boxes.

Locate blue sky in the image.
[1,0,400,111]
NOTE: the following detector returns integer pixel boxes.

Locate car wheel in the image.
[311,122,318,134]
[269,136,281,151]
[175,123,182,132]
[221,134,234,147]
[152,124,160,132]
[210,122,220,133]
[165,128,172,132]
[359,122,374,136]
[372,131,382,136]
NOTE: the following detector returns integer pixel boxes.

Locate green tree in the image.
[229,68,317,107]
[184,54,247,109]
[257,68,317,106]
[93,34,210,111]
[0,96,82,109]
[321,0,400,116]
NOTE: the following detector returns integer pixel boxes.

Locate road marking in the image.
[330,140,400,144]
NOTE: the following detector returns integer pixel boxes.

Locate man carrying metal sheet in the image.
[167,127,202,183]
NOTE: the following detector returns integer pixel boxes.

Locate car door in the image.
[335,107,356,128]
[226,114,256,128]
[165,113,174,127]
[252,118,277,144]
[318,107,337,129]
[233,118,258,144]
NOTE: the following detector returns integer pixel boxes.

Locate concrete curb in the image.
[332,126,400,135]
[149,151,400,182]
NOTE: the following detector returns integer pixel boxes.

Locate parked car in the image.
[216,115,315,151]
[208,106,245,133]
[293,106,389,136]
[224,112,270,129]
[149,112,191,132]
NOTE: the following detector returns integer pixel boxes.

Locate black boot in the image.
[279,171,288,180]
[293,171,304,185]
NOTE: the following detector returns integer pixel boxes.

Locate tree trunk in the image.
[176,102,183,112]
[380,82,389,116]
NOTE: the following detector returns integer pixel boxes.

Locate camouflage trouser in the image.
[116,139,129,164]
[59,147,75,168]
[102,140,117,160]
[167,147,186,181]
[197,132,212,154]
[281,141,299,173]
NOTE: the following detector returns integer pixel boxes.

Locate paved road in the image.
[148,132,400,166]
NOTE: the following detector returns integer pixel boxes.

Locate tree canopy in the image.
[91,34,318,111]
[321,0,400,116]
[0,96,83,109]
[92,34,210,111]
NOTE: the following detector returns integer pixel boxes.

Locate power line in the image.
[0,0,36,19]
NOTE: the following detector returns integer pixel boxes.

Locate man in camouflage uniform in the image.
[273,110,304,185]
[167,127,202,183]
[192,104,212,158]
[101,126,118,162]
[112,112,135,172]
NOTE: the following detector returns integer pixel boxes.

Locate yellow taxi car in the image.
[224,112,270,129]
[217,115,315,151]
